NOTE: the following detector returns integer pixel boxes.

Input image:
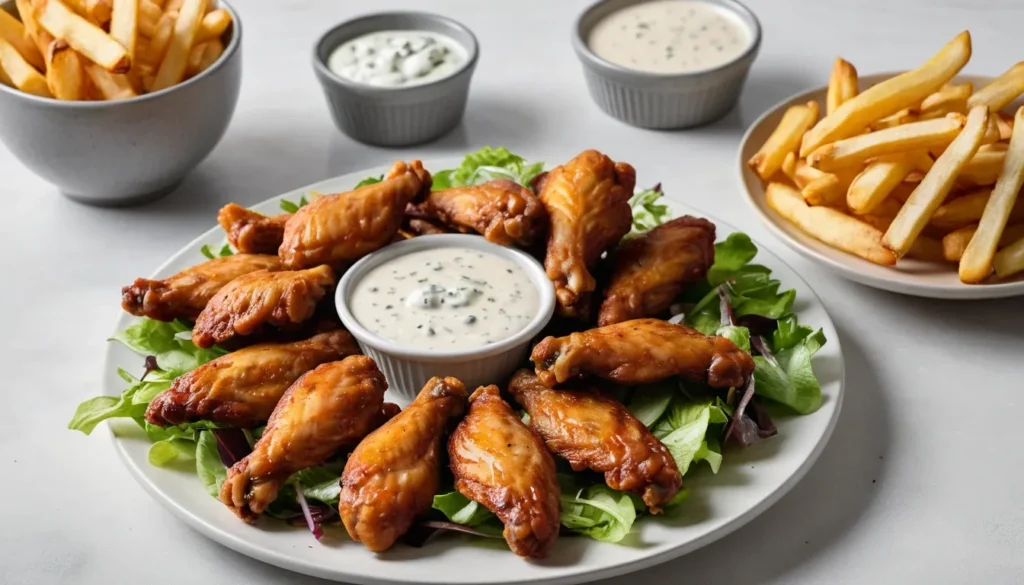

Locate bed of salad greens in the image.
[69,147,827,547]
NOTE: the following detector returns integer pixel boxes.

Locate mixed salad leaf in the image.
[70,146,826,548]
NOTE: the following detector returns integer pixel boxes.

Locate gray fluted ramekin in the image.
[572,0,761,129]
[312,12,479,147]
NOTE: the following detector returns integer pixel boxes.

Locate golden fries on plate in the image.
[0,0,230,101]
[749,30,1024,284]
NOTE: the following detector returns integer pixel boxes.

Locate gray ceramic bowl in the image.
[573,0,760,129]
[312,12,478,147]
[0,0,241,206]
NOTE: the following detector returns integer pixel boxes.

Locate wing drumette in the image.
[448,385,560,558]
[508,370,681,512]
[217,203,290,255]
[339,377,467,552]
[220,356,388,521]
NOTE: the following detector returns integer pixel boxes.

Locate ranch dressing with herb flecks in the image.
[327,30,466,87]
[349,247,540,351]
[587,0,752,74]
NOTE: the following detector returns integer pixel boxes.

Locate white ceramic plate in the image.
[738,73,1024,300]
[105,163,845,585]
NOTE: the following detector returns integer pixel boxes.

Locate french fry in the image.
[918,82,972,119]
[826,58,858,115]
[801,31,972,156]
[847,154,915,214]
[997,113,1014,141]
[748,100,819,180]
[150,0,205,91]
[44,39,84,99]
[195,7,229,43]
[781,151,798,182]
[139,11,173,66]
[906,235,948,262]
[993,235,1024,278]
[883,106,990,256]
[0,37,50,96]
[857,213,892,232]
[802,174,847,208]
[931,189,996,229]
[983,115,1001,144]
[872,108,918,130]
[82,60,134,98]
[959,107,1024,282]
[958,149,1007,186]
[185,38,203,74]
[967,61,1024,112]
[163,0,181,11]
[807,114,965,171]
[766,181,898,265]
[34,0,130,73]
[943,222,1024,261]
[85,0,111,25]
[0,8,45,71]
[191,36,220,75]
[109,0,138,61]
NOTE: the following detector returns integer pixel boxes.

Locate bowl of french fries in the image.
[740,31,1024,299]
[0,0,240,206]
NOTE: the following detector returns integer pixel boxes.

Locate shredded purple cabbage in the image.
[212,429,252,467]
[140,355,159,381]
[284,505,338,527]
[294,484,323,541]
[717,285,736,326]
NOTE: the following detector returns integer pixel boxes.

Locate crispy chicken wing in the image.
[531,318,754,389]
[121,254,284,322]
[508,370,681,512]
[597,216,716,326]
[220,356,388,522]
[145,330,360,428]
[191,265,335,348]
[539,150,635,318]
[217,203,290,255]
[339,377,467,552]
[448,385,560,558]
[279,161,432,269]
[407,179,548,249]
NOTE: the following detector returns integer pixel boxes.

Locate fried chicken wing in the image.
[597,216,716,326]
[407,179,548,249]
[217,203,290,255]
[339,377,467,552]
[508,370,681,512]
[531,318,754,389]
[121,254,284,322]
[220,356,388,521]
[539,150,635,318]
[448,385,560,558]
[145,330,360,428]
[191,265,335,348]
[279,161,432,269]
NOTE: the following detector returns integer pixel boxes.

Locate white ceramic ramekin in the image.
[335,234,555,405]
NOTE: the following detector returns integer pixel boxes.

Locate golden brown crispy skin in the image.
[191,265,335,348]
[220,356,388,522]
[448,385,560,559]
[145,330,360,428]
[508,370,681,512]
[217,203,290,255]
[339,377,467,553]
[279,161,432,269]
[531,318,754,389]
[597,216,716,326]
[408,179,548,248]
[539,150,635,318]
[121,254,284,322]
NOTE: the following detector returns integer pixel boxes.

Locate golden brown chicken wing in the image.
[339,377,467,553]
[407,179,548,249]
[448,385,560,559]
[508,370,681,512]
[191,265,335,348]
[279,161,432,269]
[217,203,290,255]
[121,254,284,322]
[531,318,754,389]
[539,150,635,318]
[597,216,716,326]
[220,356,388,522]
[145,330,360,428]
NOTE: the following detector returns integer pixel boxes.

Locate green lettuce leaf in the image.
[707,233,758,286]
[433,492,498,526]
[652,398,726,476]
[716,324,751,352]
[196,430,227,497]
[628,185,670,233]
[200,243,234,259]
[558,475,637,543]
[626,381,677,427]
[431,146,544,191]
[754,329,827,414]
[289,463,345,505]
[355,175,383,188]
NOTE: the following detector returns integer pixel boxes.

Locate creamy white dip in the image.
[327,30,466,87]
[588,0,752,74]
[349,247,540,351]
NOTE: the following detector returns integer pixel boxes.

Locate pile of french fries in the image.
[749,31,1024,284]
[0,0,231,100]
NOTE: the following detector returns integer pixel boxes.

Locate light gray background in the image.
[3,1,1023,583]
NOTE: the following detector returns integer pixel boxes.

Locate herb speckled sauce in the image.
[327,30,466,87]
[588,0,752,74]
[349,247,540,351]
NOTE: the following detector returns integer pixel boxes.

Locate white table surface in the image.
[4,0,1024,583]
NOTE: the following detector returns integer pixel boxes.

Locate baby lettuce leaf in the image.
[626,381,678,427]
[196,430,227,497]
[430,146,545,191]
[200,243,234,260]
[355,175,383,188]
[558,475,637,543]
[432,492,501,529]
[652,398,727,476]
[628,184,670,234]
[753,329,827,414]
